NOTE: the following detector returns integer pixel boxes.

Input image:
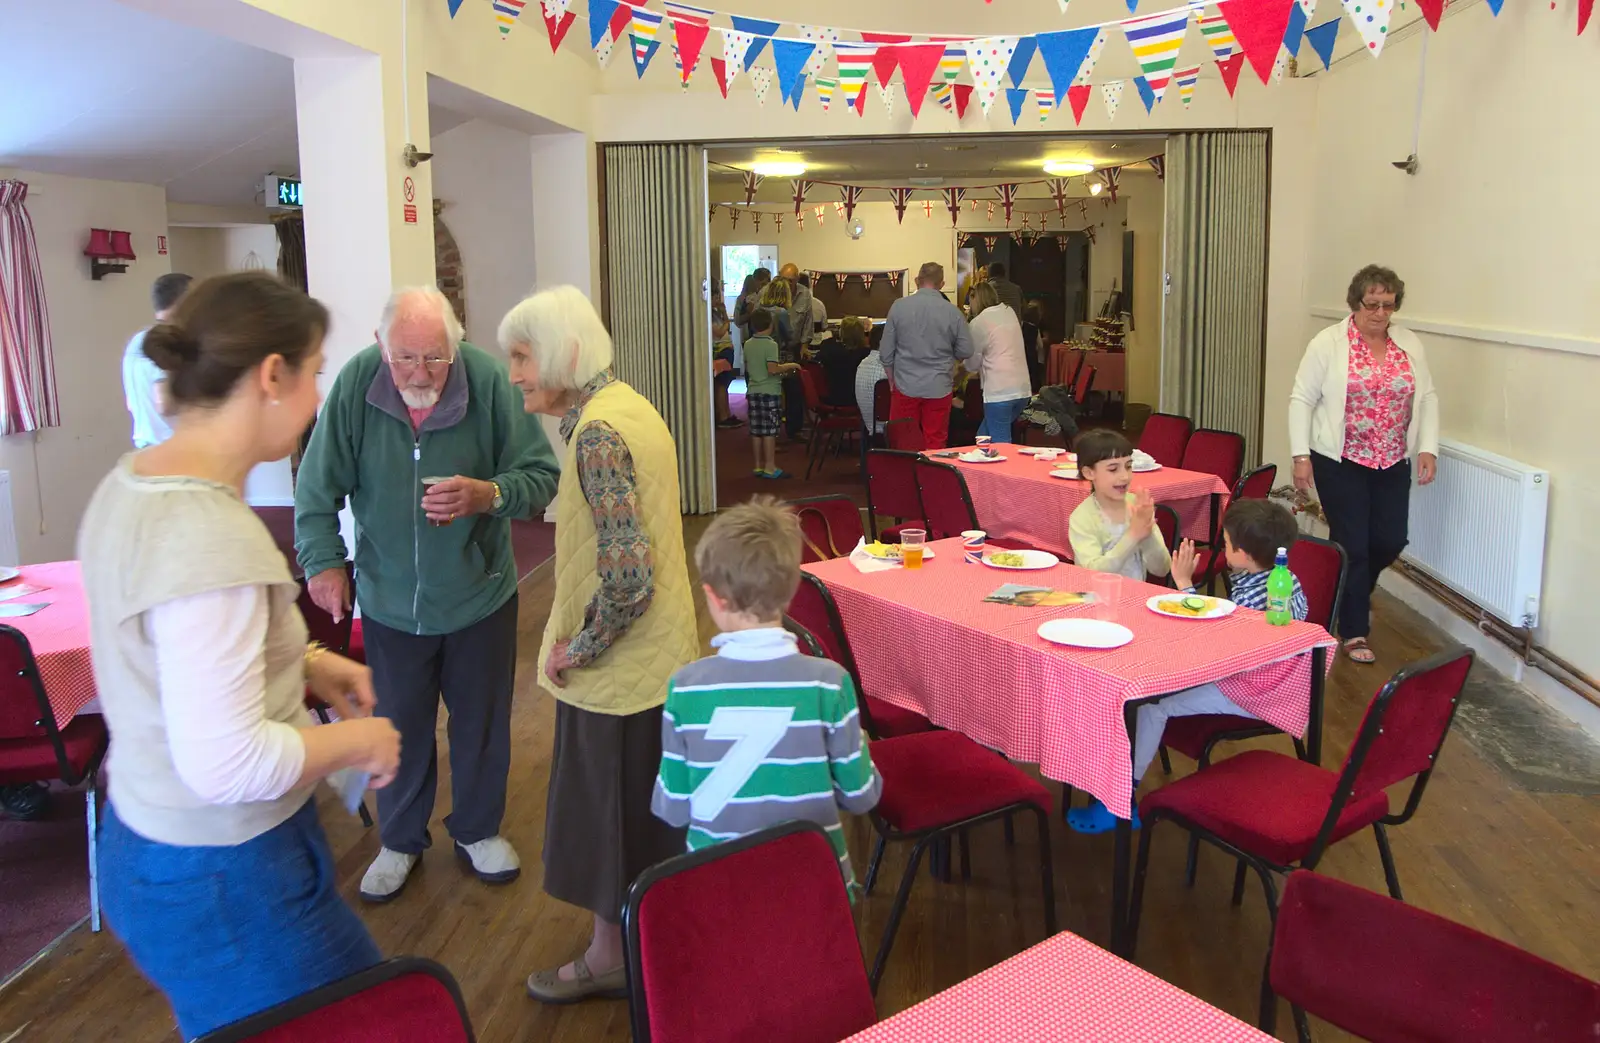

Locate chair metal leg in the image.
[86,772,101,933]
[1292,736,1308,761]
[1230,859,1249,906]
[1003,813,1014,847]
[358,800,375,828]
[1184,834,1201,888]
[803,425,823,480]
[869,836,931,994]
[863,832,888,896]
[1254,865,1283,1036]
[1059,783,1074,822]
[1373,823,1404,900]
[1292,1005,1313,1043]
[1125,816,1159,959]
[1033,807,1058,935]
[1158,746,1172,776]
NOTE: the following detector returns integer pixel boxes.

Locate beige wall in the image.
[166,225,279,281]
[0,169,171,564]
[1301,3,1600,677]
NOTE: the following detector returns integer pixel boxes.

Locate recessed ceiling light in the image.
[1043,160,1096,177]
[751,161,807,177]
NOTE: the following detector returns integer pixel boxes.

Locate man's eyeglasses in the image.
[386,353,454,370]
[1360,300,1398,313]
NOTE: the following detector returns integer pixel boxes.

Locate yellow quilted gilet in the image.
[537,381,699,714]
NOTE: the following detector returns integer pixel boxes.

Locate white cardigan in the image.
[1288,319,1439,462]
[965,305,1032,404]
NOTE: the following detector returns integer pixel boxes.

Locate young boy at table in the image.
[1067,498,1310,834]
[651,498,883,888]
[1067,429,1172,583]
[743,309,799,480]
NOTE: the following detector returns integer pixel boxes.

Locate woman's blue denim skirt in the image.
[100,797,382,1039]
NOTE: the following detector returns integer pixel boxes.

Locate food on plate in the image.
[986,551,1027,567]
[1157,596,1213,617]
[863,541,904,560]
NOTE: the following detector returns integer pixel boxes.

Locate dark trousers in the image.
[363,594,519,853]
[1311,453,1411,639]
[782,373,806,437]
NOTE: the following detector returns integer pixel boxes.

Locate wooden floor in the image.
[3,515,1597,1042]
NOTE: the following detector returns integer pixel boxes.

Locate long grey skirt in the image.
[541,700,687,922]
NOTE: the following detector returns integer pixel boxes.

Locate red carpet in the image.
[0,786,90,983]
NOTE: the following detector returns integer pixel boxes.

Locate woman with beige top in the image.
[78,272,401,1038]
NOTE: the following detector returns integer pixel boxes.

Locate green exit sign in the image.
[265,175,303,210]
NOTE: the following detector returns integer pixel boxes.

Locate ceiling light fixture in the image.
[1088,181,1104,196]
[751,161,807,178]
[1043,160,1096,177]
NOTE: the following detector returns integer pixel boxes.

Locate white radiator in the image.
[1405,439,1548,628]
[0,471,17,567]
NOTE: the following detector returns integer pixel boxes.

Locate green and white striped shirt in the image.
[652,628,882,887]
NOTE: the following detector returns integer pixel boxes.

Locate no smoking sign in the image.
[402,176,418,224]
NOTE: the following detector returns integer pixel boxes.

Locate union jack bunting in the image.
[982,235,999,252]
[987,201,996,221]
[1099,167,1121,203]
[796,209,807,229]
[923,200,935,219]
[943,188,967,226]
[774,214,783,232]
[996,183,1020,223]
[1058,233,1071,250]
[860,273,875,292]
[751,212,761,232]
[1149,155,1166,179]
[1083,224,1097,245]
[729,207,740,227]
[814,205,826,222]
[1049,177,1071,219]
[834,273,848,291]
[791,179,813,214]
[834,202,847,220]
[887,187,915,224]
[743,170,764,204]
[840,185,865,221]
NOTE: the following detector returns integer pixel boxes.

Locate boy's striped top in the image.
[651,646,882,886]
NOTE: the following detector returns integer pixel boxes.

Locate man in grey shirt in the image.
[987,262,1024,318]
[880,261,973,450]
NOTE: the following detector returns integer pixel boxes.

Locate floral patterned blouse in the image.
[1341,318,1414,471]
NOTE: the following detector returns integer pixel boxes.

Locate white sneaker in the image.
[455,835,521,884]
[359,847,419,903]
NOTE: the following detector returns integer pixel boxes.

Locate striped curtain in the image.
[1160,132,1269,465]
[603,144,713,513]
[0,180,60,435]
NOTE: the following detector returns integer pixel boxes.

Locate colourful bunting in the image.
[932,81,956,114]
[1100,79,1124,120]
[1073,28,1109,84]
[834,42,875,113]
[1223,0,1297,82]
[630,7,665,77]
[720,27,754,78]
[1007,88,1028,124]
[888,187,914,223]
[1068,83,1093,123]
[1303,19,1340,68]
[1035,27,1101,101]
[895,43,945,118]
[590,0,629,67]
[871,46,900,91]
[1122,9,1191,103]
[938,45,967,86]
[730,16,779,66]
[1485,0,1503,14]
[771,38,816,103]
[796,25,839,78]
[1283,0,1310,54]
[814,76,838,111]
[877,81,897,118]
[1576,0,1590,26]
[1271,48,1287,82]
[448,0,467,16]
[943,188,966,226]
[858,32,913,45]
[749,65,773,105]
[1035,88,1056,122]
[710,56,730,96]
[965,37,1020,118]
[953,83,974,119]
[1413,0,1444,30]
[1341,0,1391,55]
[493,0,528,36]
[1217,52,1246,94]
[588,0,619,48]
[672,44,697,87]
[541,0,576,51]
[1199,13,1239,59]
[1007,37,1038,88]
[666,3,713,84]
[1174,65,1200,106]
[1134,75,1157,113]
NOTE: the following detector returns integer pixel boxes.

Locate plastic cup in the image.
[900,529,927,570]
[961,529,987,564]
[974,435,992,452]
[422,475,453,526]
[1090,573,1123,621]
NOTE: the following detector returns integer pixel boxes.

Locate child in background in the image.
[742,309,798,480]
[651,498,882,888]
[1067,429,1172,583]
[1066,497,1310,834]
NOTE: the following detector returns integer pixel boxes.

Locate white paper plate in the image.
[1146,594,1237,620]
[957,452,1007,463]
[860,542,938,562]
[1048,469,1084,480]
[1037,618,1134,649]
[1132,461,1163,472]
[982,549,1060,571]
[0,567,19,584]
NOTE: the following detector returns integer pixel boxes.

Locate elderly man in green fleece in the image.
[295,287,559,903]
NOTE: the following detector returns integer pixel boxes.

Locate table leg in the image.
[1308,645,1326,766]
[1111,818,1133,956]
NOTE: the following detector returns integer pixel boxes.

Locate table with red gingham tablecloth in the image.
[930,447,1228,553]
[840,931,1276,1042]
[5,561,97,728]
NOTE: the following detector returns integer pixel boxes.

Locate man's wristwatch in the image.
[490,480,504,512]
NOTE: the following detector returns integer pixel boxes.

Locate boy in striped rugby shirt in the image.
[651,498,882,888]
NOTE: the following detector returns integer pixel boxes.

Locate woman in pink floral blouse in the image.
[1288,265,1439,663]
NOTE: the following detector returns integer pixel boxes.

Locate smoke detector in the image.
[908,176,944,186]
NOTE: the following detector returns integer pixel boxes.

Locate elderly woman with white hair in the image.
[499,286,698,1004]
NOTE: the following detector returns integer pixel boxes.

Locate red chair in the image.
[1150,504,1180,584]
[1235,462,1277,502]
[252,505,298,572]
[788,495,865,563]
[297,566,373,828]
[787,573,933,739]
[1268,871,1600,1043]
[1138,413,1193,470]
[1179,428,1246,489]
[1071,364,1096,408]
[0,625,110,932]
[1192,463,1279,590]
[194,957,473,1042]
[346,619,366,664]
[883,418,921,451]
[871,379,891,433]
[623,821,877,1043]
[798,368,861,481]
[1127,646,1476,1036]
[912,459,1036,550]
[864,449,924,540]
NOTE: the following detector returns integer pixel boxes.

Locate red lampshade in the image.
[108,231,136,261]
[84,229,117,259]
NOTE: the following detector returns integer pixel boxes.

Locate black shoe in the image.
[0,782,50,821]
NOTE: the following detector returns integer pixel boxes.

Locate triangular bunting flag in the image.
[834,202,846,219]
[996,184,1020,223]
[541,1,576,51]
[710,56,730,96]
[666,7,712,84]
[791,180,812,214]
[751,213,761,232]
[1413,0,1445,30]
[790,74,807,110]
[1149,155,1166,179]
[1074,28,1109,84]
[1484,0,1503,14]
[1340,0,1391,55]
[814,76,838,111]
[742,171,763,204]
[1035,27,1101,101]
[672,44,695,87]
[721,28,754,79]
[986,201,996,221]
[771,39,817,104]
[796,211,806,229]
[862,273,876,292]
[922,200,935,220]
[982,234,999,252]
[1006,88,1028,124]
[1100,167,1121,203]
[932,82,956,114]
[630,8,664,77]
[834,43,876,113]
[1034,88,1056,123]
[1122,9,1190,103]
[1057,0,1072,11]
[730,17,779,67]
[887,187,914,223]
[840,185,864,221]
[953,84,974,119]
[1300,0,1318,15]
[893,43,945,118]
[1008,37,1038,88]
[1216,52,1247,94]
[871,46,900,90]
[1283,0,1310,54]
[728,207,740,228]
[1199,13,1239,60]
[965,37,1020,117]
[877,80,898,117]
[942,188,966,226]
[1579,0,1591,29]
[1221,0,1297,82]
[1049,178,1071,217]
[1100,79,1124,120]
[775,215,783,232]
[938,45,966,86]
[1068,83,1092,123]
[1272,48,1288,82]
[1304,19,1340,68]
[1174,65,1200,106]
[796,25,839,78]
[589,0,621,50]
[815,206,826,222]
[662,0,711,24]
[448,0,467,16]
[749,66,774,106]
[859,32,912,44]
[1134,75,1157,113]
[493,0,528,36]
[834,273,848,291]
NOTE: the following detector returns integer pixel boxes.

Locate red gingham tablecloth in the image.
[806,540,1333,817]
[840,931,1275,1042]
[931,447,1228,551]
[7,561,96,728]
[1047,346,1126,393]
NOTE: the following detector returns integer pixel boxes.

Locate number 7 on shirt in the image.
[689,706,796,822]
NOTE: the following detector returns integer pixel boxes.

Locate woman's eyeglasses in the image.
[1360,300,1398,313]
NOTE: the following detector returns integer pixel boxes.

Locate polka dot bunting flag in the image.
[1341,0,1392,55]
[963,37,1021,118]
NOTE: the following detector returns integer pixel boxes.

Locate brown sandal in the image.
[525,955,627,1004]
[1344,638,1376,664]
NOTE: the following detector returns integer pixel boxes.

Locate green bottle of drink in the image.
[1266,547,1293,626]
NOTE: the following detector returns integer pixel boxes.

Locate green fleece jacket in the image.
[294,342,560,636]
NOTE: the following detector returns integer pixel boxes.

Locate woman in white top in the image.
[964,282,1032,442]
[78,272,401,1039]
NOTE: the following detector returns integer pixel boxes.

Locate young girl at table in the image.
[1066,498,1310,834]
[1067,430,1172,583]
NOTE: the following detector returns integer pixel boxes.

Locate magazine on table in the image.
[984,584,1093,608]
